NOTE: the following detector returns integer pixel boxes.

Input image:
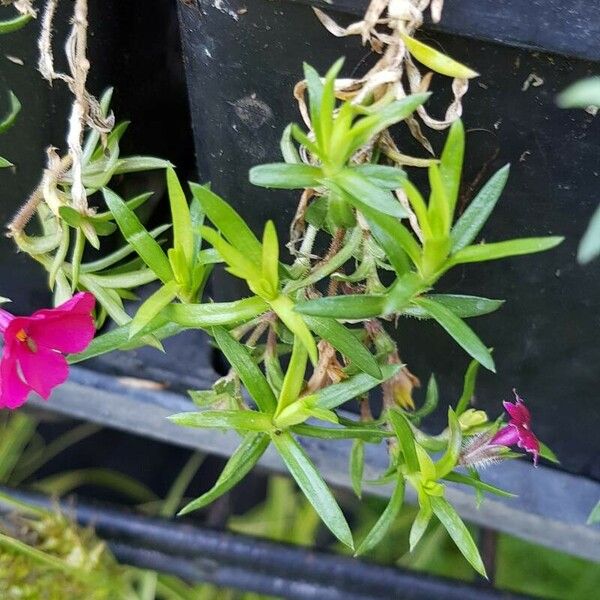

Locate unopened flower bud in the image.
[382,352,420,410]
[458,408,488,432]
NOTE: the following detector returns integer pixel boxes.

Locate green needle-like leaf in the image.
[450,164,510,251]
[435,408,462,478]
[261,221,280,294]
[276,337,308,415]
[0,13,32,35]
[0,90,21,134]
[164,296,268,328]
[189,182,262,264]
[403,294,504,319]
[249,163,322,189]
[455,359,481,415]
[103,188,173,283]
[178,432,270,515]
[167,167,194,266]
[388,410,419,473]
[448,237,564,266]
[335,168,408,218]
[130,280,180,339]
[271,431,354,549]
[413,297,495,372]
[350,439,365,498]
[440,119,464,217]
[401,34,479,78]
[430,496,487,577]
[355,475,405,556]
[212,326,277,414]
[295,294,386,320]
[303,315,381,379]
[168,410,272,432]
[307,364,399,411]
[443,472,516,498]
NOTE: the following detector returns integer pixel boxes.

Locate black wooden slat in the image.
[290,0,600,62]
[28,361,600,563]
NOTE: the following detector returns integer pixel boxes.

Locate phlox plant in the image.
[0,12,563,573]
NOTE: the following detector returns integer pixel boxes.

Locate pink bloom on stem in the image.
[0,293,95,410]
[491,390,540,465]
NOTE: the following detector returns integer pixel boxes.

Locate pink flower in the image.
[491,390,540,465]
[0,293,95,409]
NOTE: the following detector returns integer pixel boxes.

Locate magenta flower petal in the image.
[18,346,69,400]
[0,292,96,409]
[502,398,530,425]
[491,424,520,447]
[494,391,541,465]
[0,308,14,334]
[516,427,540,461]
[0,348,29,409]
[27,313,96,354]
[32,292,95,318]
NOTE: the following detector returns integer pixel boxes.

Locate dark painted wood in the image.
[291,0,600,62]
[28,361,600,562]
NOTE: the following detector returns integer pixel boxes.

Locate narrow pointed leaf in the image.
[430,496,487,577]
[443,472,516,498]
[335,169,407,218]
[201,226,263,285]
[167,167,194,266]
[280,123,301,164]
[411,374,438,419]
[587,500,600,525]
[249,163,322,189]
[308,364,399,411]
[352,164,407,189]
[303,315,381,378]
[388,410,419,473]
[168,410,272,432]
[403,294,504,319]
[189,183,262,263]
[440,119,464,216]
[0,91,21,133]
[355,475,405,556]
[295,294,386,319]
[455,359,480,415]
[413,297,495,372]
[271,432,354,549]
[262,221,280,293]
[359,203,421,271]
[103,188,173,283]
[350,440,365,498]
[179,432,270,515]
[401,34,478,78]
[277,337,308,415]
[292,423,387,442]
[347,93,430,155]
[164,296,268,328]
[130,280,180,339]
[410,503,433,550]
[450,164,510,251]
[435,408,462,478]
[448,237,564,266]
[304,62,325,148]
[270,295,318,364]
[212,326,277,414]
[0,13,32,34]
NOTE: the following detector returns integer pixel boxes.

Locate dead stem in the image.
[7,153,72,236]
